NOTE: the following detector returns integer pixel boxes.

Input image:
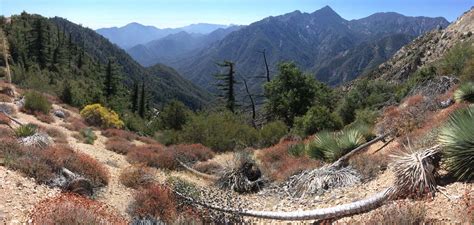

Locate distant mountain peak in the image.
[311,5,344,21]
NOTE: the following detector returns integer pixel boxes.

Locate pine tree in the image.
[131,81,139,113]
[138,80,146,118]
[214,60,238,113]
[61,81,73,104]
[104,58,119,100]
[30,19,50,69]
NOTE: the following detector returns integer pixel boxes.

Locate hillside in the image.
[0,5,473,225]
[96,22,230,49]
[2,13,211,110]
[165,6,448,91]
[127,26,242,67]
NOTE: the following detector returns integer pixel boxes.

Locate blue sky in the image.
[1,0,472,29]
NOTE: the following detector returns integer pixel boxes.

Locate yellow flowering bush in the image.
[80,104,124,129]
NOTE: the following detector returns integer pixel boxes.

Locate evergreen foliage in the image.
[159,100,190,130]
[214,61,238,113]
[264,62,332,126]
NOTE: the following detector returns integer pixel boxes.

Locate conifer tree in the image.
[214,60,238,113]
[104,58,119,100]
[131,81,139,113]
[30,19,50,69]
[138,80,146,118]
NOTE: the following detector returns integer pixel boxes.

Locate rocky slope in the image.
[368,7,474,83]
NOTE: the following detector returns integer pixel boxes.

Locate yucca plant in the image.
[453,82,474,103]
[438,106,474,180]
[306,130,365,162]
[14,123,38,137]
[306,131,335,160]
[391,146,440,198]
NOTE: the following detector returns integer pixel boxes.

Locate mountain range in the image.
[96,23,231,49]
[136,6,448,93]
[127,26,242,66]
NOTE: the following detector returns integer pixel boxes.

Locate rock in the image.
[18,133,53,149]
[53,109,66,118]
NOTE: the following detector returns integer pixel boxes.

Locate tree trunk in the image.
[175,188,392,221]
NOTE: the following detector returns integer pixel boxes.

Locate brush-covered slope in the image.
[2,13,211,109]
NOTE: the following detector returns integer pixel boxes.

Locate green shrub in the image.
[15,123,38,137]
[293,106,342,136]
[288,143,305,157]
[155,130,181,146]
[80,104,124,129]
[439,41,474,76]
[80,128,97,145]
[180,111,258,152]
[306,129,366,162]
[258,120,287,147]
[454,82,474,103]
[159,100,190,130]
[438,106,474,180]
[24,91,52,114]
[336,79,394,125]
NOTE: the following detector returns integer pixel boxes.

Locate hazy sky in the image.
[1,0,472,29]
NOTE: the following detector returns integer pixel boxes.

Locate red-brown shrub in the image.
[0,126,14,139]
[119,164,155,189]
[377,95,435,137]
[65,152,110,187]
[349,153,389,181]
[258,141,321,181]
[102,128,137,141]
[137,136,160,145]
[63,117,87,131]
[0,113,11,126]
[34,112,55,124]
[126,145,163,168]
[128,184,177,223]
[105,137,135,155]
[169,144,214,163]
[30,193,127,224]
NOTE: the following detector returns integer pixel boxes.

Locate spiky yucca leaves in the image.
[333,129,366,161]
[438,106,474,180]
[306,131,335,160]
[454,82,474,103]
[391,146,441,198]
[217,152,264,193]
[307,130,366,162]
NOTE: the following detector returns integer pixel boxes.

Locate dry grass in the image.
[349,153,389,181]
[30,193,127,224]
[193,161,223,175]
[257,140,322,182]
[105,137,135,155]
[0,93,12,102]
[0,126,14,138]
[119,164,155,189]
[361,201,426,224]
[44,127,68,144]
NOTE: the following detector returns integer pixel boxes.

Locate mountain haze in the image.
[162,6,448,91]
[127,26,242,66]
[96,22,230,49]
